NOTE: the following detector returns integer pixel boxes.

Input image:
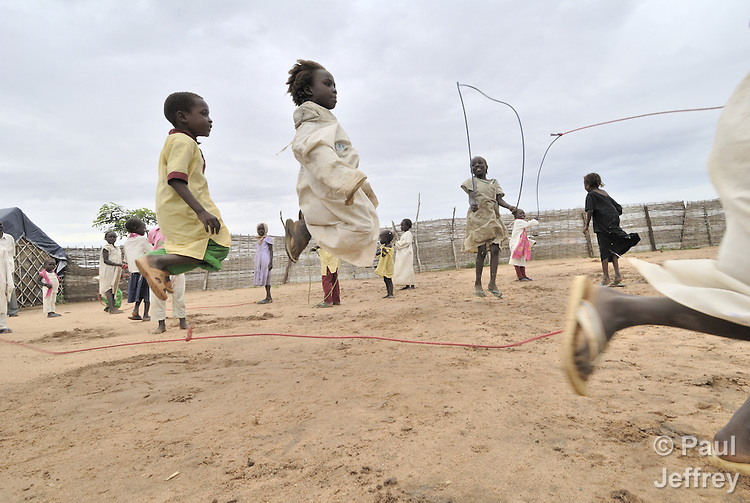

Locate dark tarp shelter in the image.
[0,207,67,307]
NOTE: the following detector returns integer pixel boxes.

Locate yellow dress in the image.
[156,132,231,259]
[374,245,395,278]
[319,248,340,275]
[460,177,509,253]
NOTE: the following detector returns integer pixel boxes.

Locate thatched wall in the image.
[59,198,725,303]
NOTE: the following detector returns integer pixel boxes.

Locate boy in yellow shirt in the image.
[136,92,231,300]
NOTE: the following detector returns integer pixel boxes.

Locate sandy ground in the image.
[1,248,749,503]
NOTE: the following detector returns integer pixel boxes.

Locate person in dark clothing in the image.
[582,173,640,286]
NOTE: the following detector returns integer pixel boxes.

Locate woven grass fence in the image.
[52,198,725,304]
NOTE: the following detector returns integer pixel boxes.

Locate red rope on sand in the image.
[0,328,561,356]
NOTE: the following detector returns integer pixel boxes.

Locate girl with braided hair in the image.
[283,59,380,267]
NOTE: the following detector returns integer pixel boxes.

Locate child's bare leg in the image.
[142,301,150,321]
[611,256,622,283]
[383,277,394,298]
[130,300,142,320]
[106,289,122,314]
[600,259,610,284]
[714,395,750,463]
[487,243,500,292]
[179,318,189,329]
[264,285,272,301]
[153,320,166,334]
[568,286,750,461]
[474,245,486,295]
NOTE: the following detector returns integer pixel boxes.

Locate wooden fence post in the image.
[451,206,459,270]
[414,194,423,273]
[678,201,687,249]
[704,206,714,246]
[643,204,657,251]
[581,211,594,258]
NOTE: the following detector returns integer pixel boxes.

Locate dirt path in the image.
[1,248,748,502]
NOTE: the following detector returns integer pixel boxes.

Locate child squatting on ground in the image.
[375,229,395,299]
[283,59,380,267]
[393,218,415,290]
[136,92,231,301]
[461,156,517,298]
[254,223,273,304]
[123,217,151,321]
[562,71,750,475]
[509,209,538,281]
[148,226,188,334]
[37,258,61,318]
[99,231,124,314]
[582,173,640,287]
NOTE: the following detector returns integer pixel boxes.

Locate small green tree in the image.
[92,202,157,237]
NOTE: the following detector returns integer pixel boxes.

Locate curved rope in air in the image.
[0,329,562,356]
[457,82,526,209]
[535,106,724,215]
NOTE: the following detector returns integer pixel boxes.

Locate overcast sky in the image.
[2,0,748,247]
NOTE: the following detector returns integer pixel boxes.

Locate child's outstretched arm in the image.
[168,179,221,234]
[496,194,516,213]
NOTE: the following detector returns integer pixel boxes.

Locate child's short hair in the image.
[379,229,394,245]
[164,92,203,127]
[584,172,604,188]
[401,218,412,230]
[286,59,325,106]
[125,217,144,233]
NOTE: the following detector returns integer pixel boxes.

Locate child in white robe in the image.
[0,221,13,332]
[284,59,380,267]
[393,218,415,289]
[37,258,61,317]
[99,231,124,314]
[508,209,538,281]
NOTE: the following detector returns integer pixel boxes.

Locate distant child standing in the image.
[254,223,273,304]
[461,156,516,298]
[124,217,151,320]
[99,231,124,314]
[508,209,538,281]
[147,227,188,334]
[315,247,340,308]
[393,218,415,290]
[375,229,395,299]
[37,258,61,317]
[0,220,14,332]
[136,92,231,301]
[582,173,640,287]
[283,59,380,267]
